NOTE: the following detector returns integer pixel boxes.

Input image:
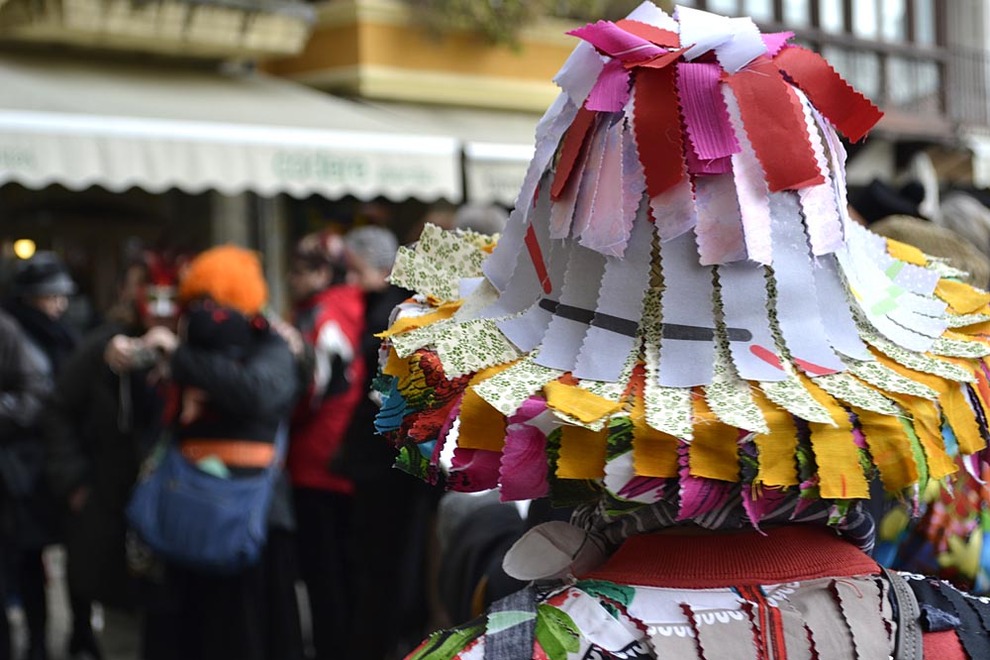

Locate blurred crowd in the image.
[8,174,990,660]
[0,202,507,660]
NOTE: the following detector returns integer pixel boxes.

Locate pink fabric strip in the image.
[499,397,551,501]
[585,58,633,112]
[762,31,794,57]
[568,20,664,61]
[580,119,629,256]
[693,173,748,265]
[677,62,740,161]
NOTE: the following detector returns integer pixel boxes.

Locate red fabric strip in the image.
[524,224,552,294]
[551,106,596,200]
[739,586,771,660]
[725,57,824,192]
[633,66,686,198]
[773,46,883,143]
[614,19,680,48]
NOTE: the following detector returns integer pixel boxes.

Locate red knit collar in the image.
[580,524,880,589]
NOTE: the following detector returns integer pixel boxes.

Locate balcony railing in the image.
[0,0,314,58]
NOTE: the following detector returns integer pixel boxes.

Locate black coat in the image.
[0,309,50,538]
[44,323,163,606]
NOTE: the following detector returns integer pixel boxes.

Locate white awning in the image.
[0,55,461,201]
[356,102,539,207]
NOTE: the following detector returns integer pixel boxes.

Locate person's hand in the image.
[141,326,180,357]
[270,316,305,358]
[104,334,142,373]
[68,486,90,513]
[179,387,208,425]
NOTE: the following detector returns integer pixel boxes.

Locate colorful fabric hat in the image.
[374,3,990,537]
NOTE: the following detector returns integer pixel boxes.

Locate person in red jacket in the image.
[376,4,990,659]
[285,230,366,660]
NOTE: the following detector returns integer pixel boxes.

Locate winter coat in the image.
[287,285,366,494]
[45,322,163,606]
[3,298,75,549]
[0,309,50,538]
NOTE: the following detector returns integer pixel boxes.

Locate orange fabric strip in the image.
[180,440,275,468]
[630,374,679,478]
[544,380,624,424]
[688,393,741,482]
[884,238,928,266]
[936,279,990,314]
[724,56,824,192]
[750,389,800,487]
[800,377,869,499]
[557,424,608,479]
[457,388,507,452]
[885,391,956,481]
[855,408,919,492]
[379,302,461,338]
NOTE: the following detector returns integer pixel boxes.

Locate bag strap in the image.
[881,567,924,660]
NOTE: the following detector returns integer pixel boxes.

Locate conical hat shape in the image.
[377,2,990,522]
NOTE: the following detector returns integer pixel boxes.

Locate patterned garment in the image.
[406,576,895,660]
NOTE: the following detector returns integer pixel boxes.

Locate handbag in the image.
[125,425,286,574]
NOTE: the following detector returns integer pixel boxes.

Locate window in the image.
[782,0,811,28]
[880,0,907,42]
[852,0,879,38]
[820,0,845,33]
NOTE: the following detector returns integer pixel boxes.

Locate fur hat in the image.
[178,245,267,316]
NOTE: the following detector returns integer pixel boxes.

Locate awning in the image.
[0,55,460,201]
[357,102,539,207]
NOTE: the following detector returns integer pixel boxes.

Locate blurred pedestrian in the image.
[283,231,365,660]
[45,253,183,660]
[2,252,78,660]
[139,245,303,660]
[331,226,442,659]
[0,307,50,660]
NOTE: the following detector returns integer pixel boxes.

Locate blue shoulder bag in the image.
[125,425,286,574]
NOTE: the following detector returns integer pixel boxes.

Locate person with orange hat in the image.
[375,4,990,658]
[136,245,303,660]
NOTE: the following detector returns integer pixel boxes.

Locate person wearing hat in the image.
[2,251,78,660]
[0,307,50,660]
[133,245,303,660]
[280,230,367,660]
[374,4,990,659]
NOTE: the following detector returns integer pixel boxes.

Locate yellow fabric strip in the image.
[379,302,461,338]
[544,380,624,424]
[885,238,928,266]
[800,377,869,499]
[885,392,957,481]
[457,388,507,451]
[750,389,799,487]
[631,387,679,478]
[557,424,607,479]
[688,394,741,482]
[936,279,990,314]
[855,408,919,492]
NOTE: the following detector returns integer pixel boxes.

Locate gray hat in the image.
[12,251,76,297]
[345,226,399,272]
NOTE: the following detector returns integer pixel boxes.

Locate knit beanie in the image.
[12,251,76,297]
[178,245,268,317]
[373,2,990,575]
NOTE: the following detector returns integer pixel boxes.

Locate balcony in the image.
[0,0,314,59]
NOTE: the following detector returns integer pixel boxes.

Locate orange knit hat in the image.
[178,245,268,316]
